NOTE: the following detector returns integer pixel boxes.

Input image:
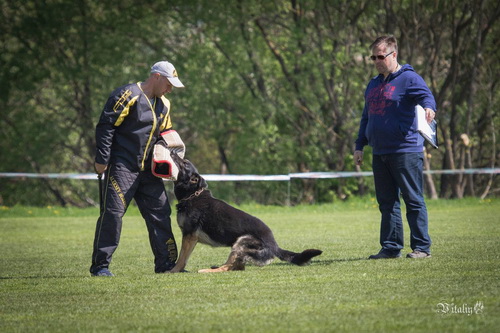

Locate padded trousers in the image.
[90,163,178,274]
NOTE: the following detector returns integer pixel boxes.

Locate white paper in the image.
[416,105,438,149]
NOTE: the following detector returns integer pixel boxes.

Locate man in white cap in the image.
[90,61,185,276]
[150,61,185,88]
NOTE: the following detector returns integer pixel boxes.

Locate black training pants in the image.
[90,163,178,274]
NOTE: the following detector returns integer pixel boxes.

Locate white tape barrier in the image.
[0,168,498,181]
[289,171,374,179]
[204,174,290,181]
[0,173,98,180]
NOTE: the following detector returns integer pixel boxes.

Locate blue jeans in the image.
[372,152,431,254]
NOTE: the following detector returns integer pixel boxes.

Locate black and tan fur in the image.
[168,154,322,273]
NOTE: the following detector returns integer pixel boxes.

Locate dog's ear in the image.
[190,176,199,184]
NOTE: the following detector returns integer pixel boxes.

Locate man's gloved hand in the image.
[152,130,185,180]
[161,130,185,158]
[94,162,108,175]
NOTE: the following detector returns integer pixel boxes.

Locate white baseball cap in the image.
[150,61,185,88]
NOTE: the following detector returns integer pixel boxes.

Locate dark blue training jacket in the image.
[355,64,436,154]
[95,82,173,172]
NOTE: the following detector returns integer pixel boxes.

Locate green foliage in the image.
[1,199,499,332]
[1,0,499,205]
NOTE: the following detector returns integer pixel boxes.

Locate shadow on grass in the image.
[0,258,369,279]
[272,257,368,266]
[316,257,369,264]
[0,275,86,280]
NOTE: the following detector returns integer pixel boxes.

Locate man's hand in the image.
[354,150,364,166]
[94,162,108,175]
[424,108,435,124]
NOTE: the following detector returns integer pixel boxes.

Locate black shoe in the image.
[368,251,401,259]
[156,262,176,273]
[156,263,189,273]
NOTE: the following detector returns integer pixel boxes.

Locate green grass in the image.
[1,198,499,332]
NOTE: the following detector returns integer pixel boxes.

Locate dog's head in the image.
[171,153,207,200]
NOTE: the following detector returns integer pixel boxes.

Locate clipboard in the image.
[416,105,438,149]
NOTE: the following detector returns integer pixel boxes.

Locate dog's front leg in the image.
[168,233,198,273]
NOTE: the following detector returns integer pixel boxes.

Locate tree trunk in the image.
[423,148,438,199]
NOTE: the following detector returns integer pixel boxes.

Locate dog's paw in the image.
[198,266,229,273]
[198,264,245,273]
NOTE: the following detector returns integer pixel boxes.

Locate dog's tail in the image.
[276,248,323,266]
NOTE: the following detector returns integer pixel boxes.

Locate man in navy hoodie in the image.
[354,35,435,259]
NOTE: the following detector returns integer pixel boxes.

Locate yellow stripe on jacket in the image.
[114,95,139,127]
[159,96,172,131]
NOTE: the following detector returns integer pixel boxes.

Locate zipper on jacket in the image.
[137,83,158,171]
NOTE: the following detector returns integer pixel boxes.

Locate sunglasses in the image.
[370,51,394,61]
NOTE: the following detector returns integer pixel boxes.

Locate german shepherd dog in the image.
[168,154,322,273]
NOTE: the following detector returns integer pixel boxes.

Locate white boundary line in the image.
[0,168,498,181]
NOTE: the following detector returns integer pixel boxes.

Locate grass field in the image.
[1,198,499,332]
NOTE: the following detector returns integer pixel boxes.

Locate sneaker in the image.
[368,251,401,259]
[406,251,431,259]
[91,268,114,277]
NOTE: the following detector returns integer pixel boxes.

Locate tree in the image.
[1,0,499,206]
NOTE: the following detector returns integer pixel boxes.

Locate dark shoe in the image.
[368,251,401,259]
[406,251,431,259]
[91,268,114,277]
[156,263,189,273]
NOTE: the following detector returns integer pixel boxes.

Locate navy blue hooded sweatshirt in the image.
[355,64,436,154]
